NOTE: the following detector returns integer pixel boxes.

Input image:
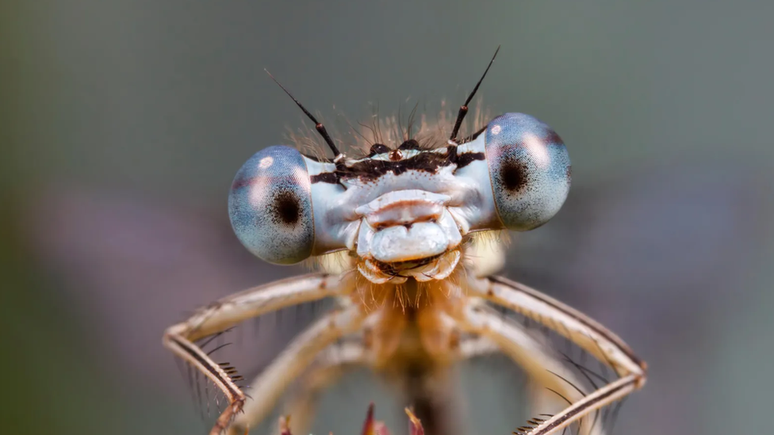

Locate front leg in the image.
[464,276,647,435]
[453,302,608,435]
[229,304,370,434]
[162,273,352,435]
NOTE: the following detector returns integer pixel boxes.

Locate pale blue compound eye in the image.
[485,113,571,231]
[228,145,314,264]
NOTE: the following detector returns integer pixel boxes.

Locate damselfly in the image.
[163,47,647,435]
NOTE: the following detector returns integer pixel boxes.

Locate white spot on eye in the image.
[491,124,502,135]
[259,156,274,169]
[249,177,270,206]
[523,133,550,168]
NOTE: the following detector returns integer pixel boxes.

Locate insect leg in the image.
[456,301,609,435]
[284,339,373,435]
[284,333,503,435]
[163,273,351,435]
[228,305,371,434]
[457,335,501,358]
[463,276,647,435]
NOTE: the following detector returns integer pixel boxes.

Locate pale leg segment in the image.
[228,305,370,435]
[162,273,351,435]
[463,276,647,435]
[284,339,373,435]
[454,302,608,435]
[286,335,501,435]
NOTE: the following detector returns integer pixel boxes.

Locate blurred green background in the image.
[3,1,773,434]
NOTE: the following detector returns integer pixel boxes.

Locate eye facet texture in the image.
[228,145,314,264]
[485,113,571,231]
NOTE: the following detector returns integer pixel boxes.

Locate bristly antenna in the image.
[264,69,342,158]
[449,45,500,143]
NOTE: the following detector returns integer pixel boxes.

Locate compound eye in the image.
[486,113,571,231]
[228,145,314,264]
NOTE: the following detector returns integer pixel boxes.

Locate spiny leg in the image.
[464,276,647,435]
[163,273,351,435]
[228,305,371,435]
[455,301,609,435]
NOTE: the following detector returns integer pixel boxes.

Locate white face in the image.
[228,113,571,284]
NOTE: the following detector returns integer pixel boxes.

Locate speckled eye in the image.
[228,145,314,264]
[485,113,571,231]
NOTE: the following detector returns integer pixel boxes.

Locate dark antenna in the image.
[449,45,500,143]
[265,69,342,158]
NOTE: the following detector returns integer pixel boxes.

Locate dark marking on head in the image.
[369,143,390,156]
[272,191,301,225]
[310,172,339,184]
[325,144,488,182]
[446,144,458,161]
[446,144,485,170]
[339,150,453,181]
[500,158,529,193]
[398,139,421,150]
[454,151,485,169]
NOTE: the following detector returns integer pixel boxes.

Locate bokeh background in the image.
[3,1,773,434]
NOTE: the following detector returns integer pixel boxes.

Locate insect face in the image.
[168,48,646,435]
[227,113,570,283]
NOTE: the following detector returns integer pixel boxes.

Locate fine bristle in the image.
[304,250,354,274]
[284,99,491,160]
